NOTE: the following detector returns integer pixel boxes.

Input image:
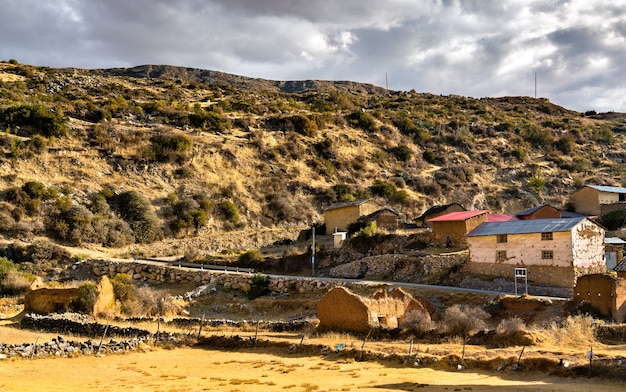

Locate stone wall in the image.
[83,259,372,295]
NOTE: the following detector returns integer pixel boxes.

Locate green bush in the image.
[0,104,68,137]
[370,180,397,198]
[0,257,17,281]
[238,249,264,265]
[70,282,99,314]
[148,133,193,163]
[390,144,413,162]
[110,273,136,304]
[221,200,240,224]
[112,191,163,243]
[347,111,378,133]
[422,150,436,164]
[247,274,270,300]
[599,210,626,230]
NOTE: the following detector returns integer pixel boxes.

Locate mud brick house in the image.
[357,207,401,230]
[317,286,435,333]
[416,203,466,227]
[428,210,490,246]
[466,217,606,288]
[572,185,626,216]
[323,199,381,232]
[574,274,626,322]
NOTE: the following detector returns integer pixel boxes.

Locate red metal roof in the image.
[428,210,489,222]
[487,214,519,222]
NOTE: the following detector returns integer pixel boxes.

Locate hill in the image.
[0,60,626,262]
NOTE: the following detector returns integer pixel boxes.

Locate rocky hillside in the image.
[1,60,626,259]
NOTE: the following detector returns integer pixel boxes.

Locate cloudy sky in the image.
[1,0,625,113]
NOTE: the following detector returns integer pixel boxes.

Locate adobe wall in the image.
[324,206,360,232]
[572,187,600,215]
[467,261,577,288]
[574,274,626,322]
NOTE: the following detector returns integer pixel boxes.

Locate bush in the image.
[390,144,412,162]
[1,269,32,296]
[438,304,489,336]
[148,133,193,163]
[70,282,99,314]
[599,209,626,230]
[238,249,264,265]
[220,200,240,224]
[495,317,526,335]
[111,191,163,243]
[247,274,270,300]
[347,111,378,133]
[370,180,397,198]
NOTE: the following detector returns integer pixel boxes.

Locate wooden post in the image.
[97,324,109,356]
[299,334,305,346]
[517,345,526,367]
[359,328,373,361]
[30,337,39,361]
[197,314,205,340]
[408,339,414,360]
[461,337,466,369]
[254,320,260,343]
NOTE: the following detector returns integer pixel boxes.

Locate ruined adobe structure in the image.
[24,276,116,316]
[573,274,626,323]
[316,286,436,333]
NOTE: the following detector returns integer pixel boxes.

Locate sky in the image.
[1,0,625,113]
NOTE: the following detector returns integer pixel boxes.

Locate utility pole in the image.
[385,72,389,91]
[311,226,315,276]
[534,72,537,98]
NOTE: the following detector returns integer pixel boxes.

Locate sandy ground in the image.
[1,324,625,392]
[1,345,625,392]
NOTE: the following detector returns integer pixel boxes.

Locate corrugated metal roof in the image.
[417,203,465,219]
[586,185,626,193]
[467,217,588,237]
[487,214,519,222]
[428,210,488,222]
[606,237,626,245]
[514,204,549,216]
[322,199,377,212]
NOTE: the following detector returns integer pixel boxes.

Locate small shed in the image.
[428,210,489,246]
[605,237,626,270]
[323,199,381,232]
[614,259,626,279]
[416,203,466,227]
[357,207,401,230]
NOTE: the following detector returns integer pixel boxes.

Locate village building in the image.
[322,199,381,232]
[573,274,626,322]
[428,210,494,247]
[605,237,626,270]
[24,276,116,316]
[357,207,401,231]
[572,185,626,216]
[614,259,626,279]
[466,217,606,288]
[514,204,562,220]
[415,203,466,227]
[316,286,435,333]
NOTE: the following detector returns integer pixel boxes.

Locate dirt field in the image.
[1,324,626,392]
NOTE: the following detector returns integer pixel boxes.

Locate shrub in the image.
[130,286,177,317]
[111,191,163,243]
[528,170,547,194]
[148,133,193,163]
[390,144,412,162]
[347,111,378,133]
[599,209,626,230]
[70,282,99,314]
[0,256,17,281]
[221,200,240,224]
[370,180,397,198]
[0,104,68,137]
[438,304,489,336]
[495,317,526,335]
[399,310,433,332]
[422,150,436,164]
[247,274,270,300]
[238,249,264,265]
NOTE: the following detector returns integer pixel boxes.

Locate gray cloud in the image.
[0,0,624,112]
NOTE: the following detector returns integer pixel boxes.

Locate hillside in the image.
[1,60,626,261]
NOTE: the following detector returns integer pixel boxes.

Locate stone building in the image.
[466,217,606,288]
[357,207,401,230]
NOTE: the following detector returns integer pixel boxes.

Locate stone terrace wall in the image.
[83,259,373,294]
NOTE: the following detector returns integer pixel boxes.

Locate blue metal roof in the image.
[467,217,588,237]
[586,185,626,193]
[606,237,626,245]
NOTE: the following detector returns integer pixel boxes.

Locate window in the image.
[496,234,507,243]
[496,250,507,260]
[541,232,553,241]
[542,250,554,259]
